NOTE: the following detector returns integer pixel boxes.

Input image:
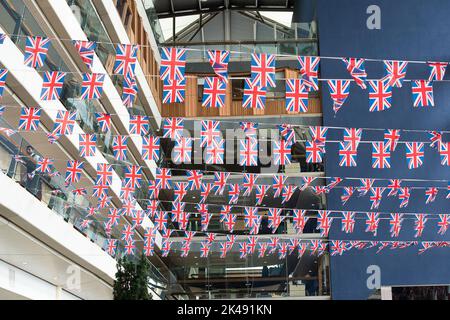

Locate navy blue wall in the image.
[317,0,450,299]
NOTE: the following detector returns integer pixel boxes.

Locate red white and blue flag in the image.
[173,137,192,164]
[369,187,385,209]
[341,212,355,233]
[412,80,434,107]
[390,213,404,237]
[387,179,402,197]
[201,212,212,232]
[330,240,348,256]
[242,173,257,196]
[207,50,230,83]
[281,185,297,204]
[187,170,203,190]
[52,110,77,136]
[384,129,401,152]
[298,56,320,91]
[212,172,230,195]
[268,208,283,233]
[24,36,50,68]
[293,209,308,234]
[106,239,117,256]
[255,184,270,205]
[0,69,7,97]
[162,78,185,103]
[73,40,97,69]
[365,212,380,236]
[122,76,138,107]
[228,184,240,204]
[425,187,439,204]
[202,77,226,108]
[414,214,427,238]
[79,134,97,157]
[341,187,355,205]
[317,210,332,237]
[129,115,149,136]
[339,142,357,167]
[173,182,188,202]
[273,139,291,165]
[155,168,172,189]
[278,124,296,145]
[372,142,391,169]
[141,135,160,162]
[40,71,66,100]
[399,187,411,208]
[306,141,323,163]
[112,135,128,161]
[200,120,221,147]
[343,127,362,150]
[65,160,84,185]
[163,117,184,140]
[327,79,351,113]
[368,80,392,111]
[285,79,308,112]
[342,57,367,89]
[406,142,424,169]
[242,78,266,110]
[440,142,450,166]
[205,138,224,164]
[114,44,138,78]
[81,73,105,99]
[428,131,442,150]
[160,47,186,81]
[309,126,328,147]
[95,113,111,132]
[18,107,41,131]
[239,137,258,166]
[382,60,408,87]
[153,211,168,230]
[427,61,448,81]
[199,183,213,203]
[96,163,113,186]
[437,214,449,235]
[251,53,276,88]
[124,165,142,189]
[272,174,286,198]
[36,157,53,173]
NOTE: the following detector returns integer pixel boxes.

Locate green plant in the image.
[113,254,153,300]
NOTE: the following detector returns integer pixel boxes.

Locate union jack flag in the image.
[285,79,308,112]
[187,170,203,190]
[200,241,212,258]
[277,242,289,259]
[161,239,172,257]
[281,185,297,204]
[162,78,185,103]
[171,201,186,223]
[96,163,113,186]
[141,135,160,162]
[327,79,351,113]
[330,240,348,256]
[201,212,212,232]
[18,107,41,131]
[341,187,354,205]
[247,236,259,254]
[24,36,50,68]
[79,134,97,157]
[36,157,53,173]
[122,76,138,107]
[425,187,439,204]
[369,187,385,209]
[242,78,266,109]
[268,208,283,233]
[242,173,257,196]
[258,242,268,258]
[368,80,392,112]
[412,80,434,107]
[144,228,156,256]
[129,115,149,136]
[155,168,172,189]
[339,142,357,167]
[300,177,316,191]
[95,113,111,132]
[207,50,230,82]
[405,142,424,169]
[205,138,224,164]
[255,184,270,205]
[309,126,328,147]
[65,160,84,185]
[272,139,291,166]
[239,137,258,166]
[148,180,160,199]
[341,212,355,233]
[114,44,138,78]
[372,142,391,169]
[124,240,136,255]
[147,200,159,216]
[200,120,221,147]
[228,184,240,204]
[390,213,404,237]
[316,210,332,237]
[223,213,236,232]
[0,33,5,44]
[414,214,427,238]
[427,61,448,81]
[342,57,367,89]
[0,69,8,97]
[173,137,192,164]
[240,121,258,137]
[81,73,105,99]
[272,175,286,198]
[199,183,213,203]
[153,211,168,230]
[251,53,276,87]
[387,179,402,197]
[40,71,66,100]
[305,141,323,163]
[298,56,320,91]
[292,209,308,234]
[440,142,450,166]
[278,124,296,145]
[244,206,259,229]
[365,212,380,236]
[428,131,442,150]
[382,60,408,87]
[202,77,226,108]
[124,165,142,189]
[111,135,130,162]
[52,110,77,136]
[399,187,411,208]
[160,47,186,81]
[163,117,184,140]
[384,129,401,152]
[343,127,362,151]
[437,214,449,235]
[212,172,230,195]
[73,40,97,69]
[106,239,117,256]
[173,182,188,203]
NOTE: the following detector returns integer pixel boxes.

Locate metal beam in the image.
[161,38,317,46]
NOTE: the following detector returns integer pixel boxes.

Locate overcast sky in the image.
[159,11,293,40]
